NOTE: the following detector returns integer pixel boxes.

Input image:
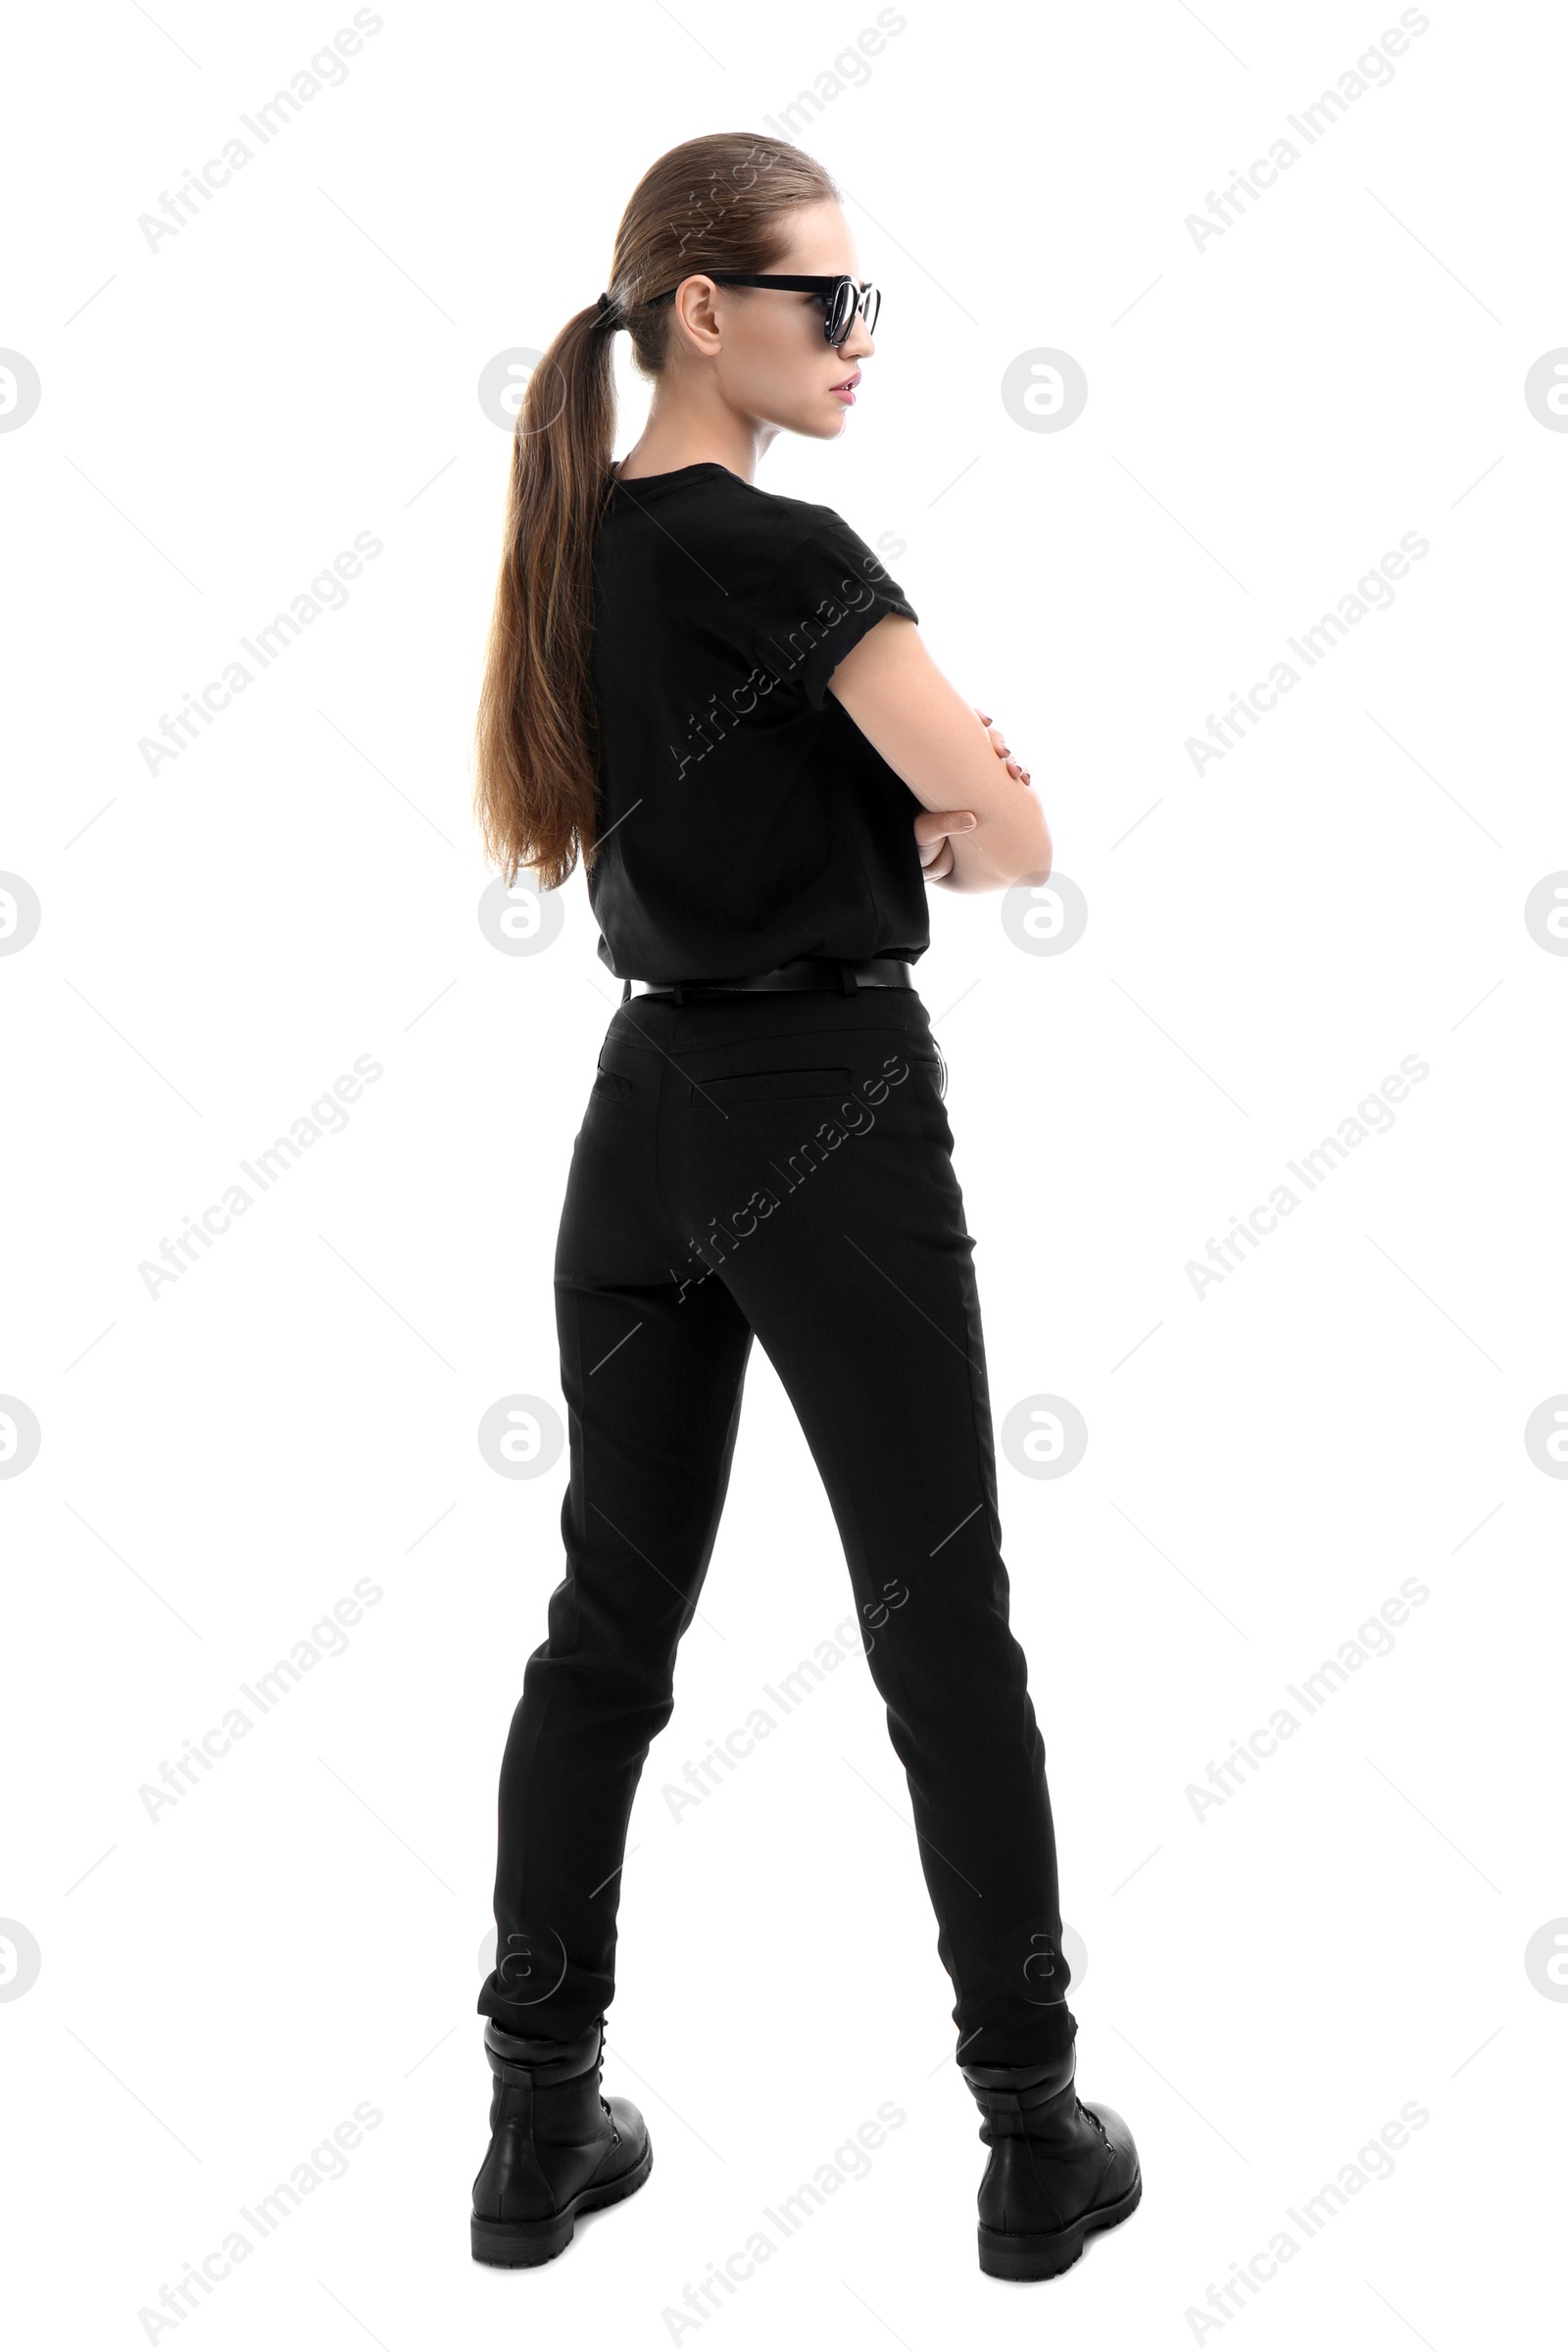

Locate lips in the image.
[831,370,861,402]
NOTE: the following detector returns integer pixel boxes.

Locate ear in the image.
[669,276,726,357]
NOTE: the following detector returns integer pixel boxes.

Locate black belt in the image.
[620,955,913,1005]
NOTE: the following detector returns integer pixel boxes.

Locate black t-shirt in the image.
[585,462,929,982]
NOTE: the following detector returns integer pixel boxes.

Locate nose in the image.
[838,310,875,366]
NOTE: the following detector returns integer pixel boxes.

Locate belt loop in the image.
[672,982,687,1006]
[839,962,858,997]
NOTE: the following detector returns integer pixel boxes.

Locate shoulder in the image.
[599,468,849,566]
[723,485,902,615]
[657,474,863,573]
[740,491,917,704]
[727,479,868,557]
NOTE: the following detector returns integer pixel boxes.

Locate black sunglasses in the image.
[649,273,880,348]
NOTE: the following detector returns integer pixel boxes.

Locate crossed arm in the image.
[825,612,1053,892]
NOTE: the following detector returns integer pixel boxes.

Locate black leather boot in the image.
[470,2015,653,2267]
[962,2031,1141,2280]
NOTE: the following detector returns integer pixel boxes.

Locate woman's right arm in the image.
[825,613,1053,892]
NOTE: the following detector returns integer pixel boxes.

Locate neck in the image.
[617,400,777,484]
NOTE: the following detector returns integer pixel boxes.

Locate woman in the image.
[468,130,1140,2283]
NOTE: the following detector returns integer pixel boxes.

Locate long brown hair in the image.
[471,131,839,889]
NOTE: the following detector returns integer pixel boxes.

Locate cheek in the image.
[730,333,831,419]
[765,317,823,382]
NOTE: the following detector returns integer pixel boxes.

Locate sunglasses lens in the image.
[822,279,879,344]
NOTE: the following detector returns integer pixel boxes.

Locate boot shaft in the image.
[474,2018,617,2225]
[961,2025,1119,2235]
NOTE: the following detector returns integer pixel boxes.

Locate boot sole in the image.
[977,2169,1142,2281]
[470,2135,654,2269]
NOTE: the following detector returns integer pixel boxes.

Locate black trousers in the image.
[478,984,1074,2070]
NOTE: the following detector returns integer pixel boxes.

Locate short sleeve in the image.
[749,510,918,710]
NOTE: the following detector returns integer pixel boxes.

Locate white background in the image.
[3,1,1564,2345]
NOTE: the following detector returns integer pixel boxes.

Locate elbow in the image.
[1009,819,1054,889]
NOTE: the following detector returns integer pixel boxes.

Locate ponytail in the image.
[472,300,619,891]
